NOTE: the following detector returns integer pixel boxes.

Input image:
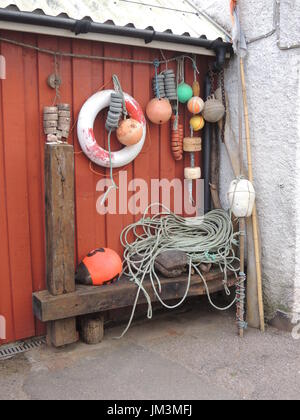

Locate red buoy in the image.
[75,248,123,286]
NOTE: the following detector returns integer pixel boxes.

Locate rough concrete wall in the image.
[194,0,300,319]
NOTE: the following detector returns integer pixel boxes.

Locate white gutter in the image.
[0,21,217,57]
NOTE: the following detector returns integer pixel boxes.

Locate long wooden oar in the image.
[240,57,265,332]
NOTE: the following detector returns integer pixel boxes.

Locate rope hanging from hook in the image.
[52,54,61,106]
[101,74,128,206]
[235,55,248,334]
[153,59,164,99]
[178,56,185,84]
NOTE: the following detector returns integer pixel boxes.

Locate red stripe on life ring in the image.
[84,128,112,163]
[126,97,146,124]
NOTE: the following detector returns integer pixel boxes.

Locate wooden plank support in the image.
[44,143,78,347]
[47,318,78,348]
[33,271,237,323]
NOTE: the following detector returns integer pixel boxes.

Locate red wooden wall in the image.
[0,30,212,345]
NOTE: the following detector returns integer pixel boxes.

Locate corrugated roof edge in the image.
[0,6,233,54]
[0,5,232,52]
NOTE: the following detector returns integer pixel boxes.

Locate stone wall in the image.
[194,0,300,320]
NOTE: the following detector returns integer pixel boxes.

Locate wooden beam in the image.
[33,271,237,323]
[45,143,75,295]
[44,143,77,347]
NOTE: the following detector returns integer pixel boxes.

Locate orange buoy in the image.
[116,118,143,146]
[187,96,204,114]
[146,98,172,125]
[75,248,123,286]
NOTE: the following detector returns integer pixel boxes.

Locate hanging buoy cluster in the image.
[146,61,173,125]
[75,56,226,183]
[77,76,146,169]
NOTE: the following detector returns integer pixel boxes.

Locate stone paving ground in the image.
[0,297,300,400]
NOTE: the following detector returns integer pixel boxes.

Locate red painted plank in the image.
[103,43,132,256]
[117,45,135,249]
[23,33,46,337]
[72,39,97,262]
[90,41,107,252]
[1,33,35,340]
[0,39,15,345]
[158,52,177,213]
[36,35,64,336]
[57,36,77,270]
[147,49,161,215]
[132,47,152,218]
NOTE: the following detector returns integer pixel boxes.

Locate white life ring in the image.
[77,90,146,168]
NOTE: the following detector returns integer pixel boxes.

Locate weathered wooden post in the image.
[45,143,78,347]
[79,315,104,345]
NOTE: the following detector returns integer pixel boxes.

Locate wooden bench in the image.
[33,270,237,345]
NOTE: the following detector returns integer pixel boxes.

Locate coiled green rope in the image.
[118,203,241,337]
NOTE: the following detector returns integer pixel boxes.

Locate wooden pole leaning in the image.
[239,58,265,332]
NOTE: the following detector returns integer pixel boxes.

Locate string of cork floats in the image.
[58,104,71,139]
[43,106,59,143]
[171,115,184,161]
[43,104,71,143]
[183,137,202,153]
